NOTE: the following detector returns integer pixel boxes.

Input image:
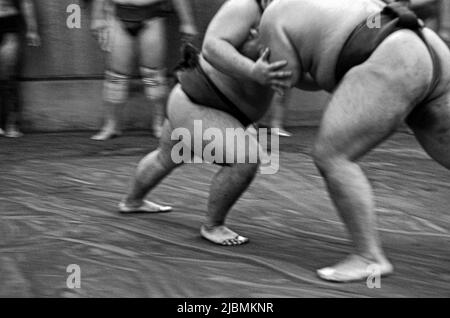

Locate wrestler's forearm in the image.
[203,38,255,80]
[172,0,196,29]
[21,0,38,32]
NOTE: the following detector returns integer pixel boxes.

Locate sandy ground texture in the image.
[0,128,449,297]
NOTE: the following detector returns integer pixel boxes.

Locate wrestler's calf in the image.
[207,162,258,227]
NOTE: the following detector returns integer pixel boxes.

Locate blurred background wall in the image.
[20,0,449,132]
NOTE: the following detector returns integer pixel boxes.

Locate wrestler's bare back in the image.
[261,0,385,92]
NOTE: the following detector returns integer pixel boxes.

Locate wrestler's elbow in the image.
[203,37,235,70]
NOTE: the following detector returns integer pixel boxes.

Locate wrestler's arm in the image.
[202,0,261,80]
[259,12,302,93]
[20,0,40,46]
[171,0,198,37]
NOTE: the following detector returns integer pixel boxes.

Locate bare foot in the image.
[119,200,172,213]
[200,225,249,246]
[317,254,394,283]
[91,130,121,141]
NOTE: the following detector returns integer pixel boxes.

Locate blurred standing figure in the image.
[0,0,40,137]
[90,0,197,141]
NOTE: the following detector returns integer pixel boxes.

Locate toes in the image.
[236,236,249,245]
[222,239,234,246]
[230,239,239,246]
[221,236,248,246]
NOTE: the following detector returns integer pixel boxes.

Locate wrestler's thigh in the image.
[315,31,433,160]
[316,69,413,161]
[0,33,20,77]
[167,85,259,164]
[107,17,136,74]
[139,18,167,68]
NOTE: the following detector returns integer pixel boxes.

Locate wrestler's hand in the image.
[91,19,110,52]
[250,48,292,94]
[26,31,41,47]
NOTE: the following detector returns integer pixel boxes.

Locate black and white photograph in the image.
[0,0,449,300]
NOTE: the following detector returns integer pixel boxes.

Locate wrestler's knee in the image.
[103,71,130,104]
[312,142,344,173]
[156,146,179,169]
[140,67,169,102]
